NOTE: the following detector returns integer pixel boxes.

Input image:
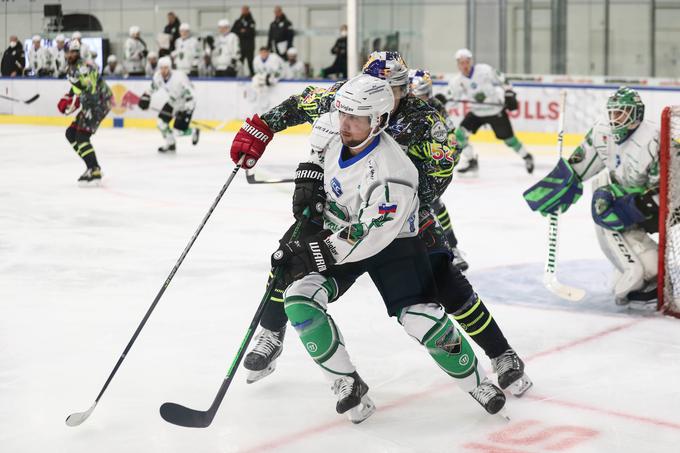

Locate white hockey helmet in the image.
[129,25,140,37]
[68,39,81,52]
[72,31,82,40]
[32,35,41,42]
[455,48,473,61]
[55,34,65,42]
[286,47,298,56]
[334,74,394,148]
[158,56,173,69]
[408,69,433,98]
[218,19,230,28]
[179,22,191,32]
[107,54,117,64]
[147,51,158,60]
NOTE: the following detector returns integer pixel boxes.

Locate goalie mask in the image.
[362,51,409,99]
[607,87,644,144]
[408,69,433,98]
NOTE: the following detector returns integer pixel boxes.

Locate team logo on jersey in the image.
[407,212,416,233]
[615,154,621,168]
[378,203,397,214]
[430,121,447,142]
[331,177,343,197]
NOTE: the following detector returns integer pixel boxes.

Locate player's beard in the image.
[341,137,363,148]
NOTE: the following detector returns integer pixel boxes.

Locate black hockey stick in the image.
[0,93,40,104]
[65,155,249,427]
[245,168,294,184]
[159,212,309,428]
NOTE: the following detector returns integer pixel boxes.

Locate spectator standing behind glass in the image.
[164,11,181,56]
[320,24,347,79]
[213,19,240,77]
[103,55,125,77]
[267,6,293,58]
[145,51,158,77]
[125,26,148,76]
[283,47,305,79]
[173,23,202,77]
[2,35,25,77]
[52,35,67,77]
[198,51,215,77]
[27,35,55,77]
[233,5,256,76]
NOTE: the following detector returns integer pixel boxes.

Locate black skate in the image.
[491,348,533,397]
[523,154,535,174]
[457,157,478,174]
[192,128,200,145]
[158,144,176,153]
[451,247,469,272]
[244,326,285,384]
[78,167,102,186]
[621,282,658,305]
[332,371,376,424]
[469,378,506,415]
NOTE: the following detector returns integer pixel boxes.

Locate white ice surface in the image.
[1,125,679,453]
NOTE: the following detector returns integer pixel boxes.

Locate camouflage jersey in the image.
[66,58,112,131]
[261,81,459,205]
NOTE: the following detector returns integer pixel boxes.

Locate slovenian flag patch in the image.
[378,203,397,214]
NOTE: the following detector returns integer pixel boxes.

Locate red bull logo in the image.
[110,84,140,115]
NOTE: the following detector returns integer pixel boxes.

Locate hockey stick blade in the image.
[245,169,294,184]
[65,402,97,427]
[24,94,40,104]
[160,402,213,428]
[543,274,586,302]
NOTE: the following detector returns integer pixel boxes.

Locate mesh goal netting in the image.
[658,106,680,318]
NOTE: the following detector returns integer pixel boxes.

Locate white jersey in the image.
[124,37,147,74]
[309,112,420,265]
[253,53,284,80]
[283,60,305,79]
[77,41,93,62]
[173,36,202,73]
[148,70,196,112]
[569,119,660,191]
[27,46,55,76]
[145,61,157,77]
[447,63,506,117]
[212,32,240,71]
[103,64,125,77]
[52,46,67,77]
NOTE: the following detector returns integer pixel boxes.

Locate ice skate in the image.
[491,348,533,397]
[452,247,469,272]
[158,144,176,153]
[332,371,376,424]
[244,326,285,384]
[77,167,102,186]
[523,153,534,174]
[469,378,506,414]
[457,157,478,174]
[192,128,200,145]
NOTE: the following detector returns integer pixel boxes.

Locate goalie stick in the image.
[543,91,586,302]
[159,211,309,428]
[65,156,249,427]
[0,93,40,104]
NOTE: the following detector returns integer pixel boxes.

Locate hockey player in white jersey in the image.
[103,55,125,77]
[525,87,660,305]
[447,48,533,174]
[137,56,200,153]
[145,52,158,77]
[172,23,202,76]
[124,26,148,76]
[253,46,284,86]
[52,34,68,78]
[213,19,240,77]
[262,74,506,422]
[283,47,305,79]
[27,35,55,77]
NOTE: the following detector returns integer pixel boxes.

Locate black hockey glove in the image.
[504,89,518,111]
[434,93,448,106]
[138,93,151,110]
[271,232,335,286]
[292,162,326,224]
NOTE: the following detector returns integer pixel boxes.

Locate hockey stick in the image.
[65,155,249,427]
[0,93,40,104]
[159,212,309,428]
[543,91,586,302]
[148,105,226,132]
[245,168,294,184]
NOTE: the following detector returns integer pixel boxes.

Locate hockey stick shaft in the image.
[159,212,309,428]
[245,169,294,184]
[66,156,246,427]
[0,93,40,104]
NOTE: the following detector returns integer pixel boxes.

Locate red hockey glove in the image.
[229,114,274,169]
[57,94,79,114]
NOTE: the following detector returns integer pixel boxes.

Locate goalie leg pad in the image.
[398,303,482,392]
[284,274,355,376]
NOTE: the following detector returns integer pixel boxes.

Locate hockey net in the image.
[658,106,680,318]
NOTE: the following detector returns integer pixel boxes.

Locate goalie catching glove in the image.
[591,184,658,232]
[230,114,274,169]
[292,162,326,223]
[271,232,335,287]
[523,158,583,215]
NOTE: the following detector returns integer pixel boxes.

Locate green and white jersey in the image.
[447,63,506,117]
[568,119,660,191]
[312,112,420,265]
[172,36,202,73]
[149,69,196,111]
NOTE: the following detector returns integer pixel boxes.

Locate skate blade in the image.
[78,180,102,188]
[497,408,511,422]
[508,374,533,398]
[245,361,277,384]
[348,395,376,424]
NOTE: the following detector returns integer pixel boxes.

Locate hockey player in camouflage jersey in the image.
[230,51,532,396]
[525,87,660,305]
[57,40,112,184]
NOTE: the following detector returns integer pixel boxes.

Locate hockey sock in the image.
[284,274,356,378]
[454,127,470,149]
[433,204,458,247]
[504,136,528,157]
[399,303,483,392]
[259,270,290,331]
[453,294,510,359]
[157,118,176,145]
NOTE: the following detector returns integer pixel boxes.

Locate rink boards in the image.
[2,76,680,145]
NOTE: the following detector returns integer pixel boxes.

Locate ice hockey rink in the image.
[2,124,679,453]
